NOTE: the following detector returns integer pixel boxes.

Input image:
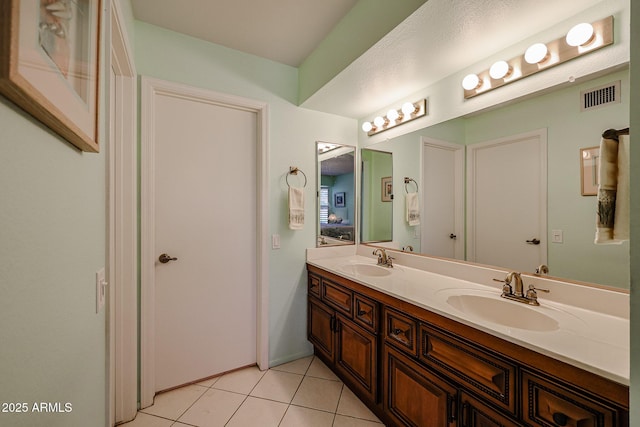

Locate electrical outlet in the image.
[96,268,107,313]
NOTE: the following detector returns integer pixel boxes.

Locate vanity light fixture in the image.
[362,99,427,136]
[566,23,595,47]
[524,43,549,64]
[489,60,512,80]
[462,16,613,99]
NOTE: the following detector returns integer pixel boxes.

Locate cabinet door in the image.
[383,344,457,427]
[308,297,335,361]
[335,314,378,403]
[460,392,517,427]
[522,371,619,427]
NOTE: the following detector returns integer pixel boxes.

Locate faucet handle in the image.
[493,278,512,295]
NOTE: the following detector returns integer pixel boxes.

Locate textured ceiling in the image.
[130,0,358,67]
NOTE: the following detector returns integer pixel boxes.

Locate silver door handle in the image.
[158,253,178,263]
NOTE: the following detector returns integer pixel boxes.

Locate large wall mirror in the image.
[361,149,393,243]
[360,68,630,289]
[317,142,356,247]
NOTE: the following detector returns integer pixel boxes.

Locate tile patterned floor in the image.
[120,355,385,427]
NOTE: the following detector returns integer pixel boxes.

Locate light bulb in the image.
[401,102,416,117]
[489,60,511,79]
[524,43,549,64]
[387,109,400,122]
[566,23,594,47]
[462,74,481,90]
[373,116,386,128]
[362,122,373,132]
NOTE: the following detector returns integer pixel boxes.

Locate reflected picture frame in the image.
[580,146,599,196]
[381,176,393,202]
[0,0,102,152]
[334,191,345,208]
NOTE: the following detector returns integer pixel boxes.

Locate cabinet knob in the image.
[394,328,404,336]
[552,412,568,426]
[358,310,367,316]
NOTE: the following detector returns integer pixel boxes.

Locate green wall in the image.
[0,6,109,427]
[133,21,357,366]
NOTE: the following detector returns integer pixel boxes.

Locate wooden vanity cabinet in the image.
[307,265,629,427]
[307,272,379,404]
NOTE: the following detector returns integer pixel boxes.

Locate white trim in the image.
[420,137,465,260]
[140,76,269,408]
[109,0,138,424]
[466,128,548,265]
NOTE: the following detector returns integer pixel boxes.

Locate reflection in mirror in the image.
[316,142,356,247]
[361,149,393,243]
[361,69,630,289]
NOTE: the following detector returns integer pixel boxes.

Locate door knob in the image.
[158,253,178,263]
[449,233,457,240]
[526,238,541,245]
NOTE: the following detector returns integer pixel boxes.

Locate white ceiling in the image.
[130,0,358,67]
[131,0,606,118]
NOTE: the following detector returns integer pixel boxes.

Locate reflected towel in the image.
[406,192,420,226]
[595,134,629,244]
[288,187,304,230]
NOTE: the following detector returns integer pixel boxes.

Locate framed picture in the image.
[381,176,393,202]
[0,0,102,152]
[334,192,345,208]
[580,146,600,196]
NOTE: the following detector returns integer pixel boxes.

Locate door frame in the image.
[420,137,465,260]
[139,76,270,408]
[109,0,138,424]
[466,128,548,266]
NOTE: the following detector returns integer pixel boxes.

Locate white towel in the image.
[406,192,420,226]
[288,187,304,230]
[595,134,629,244]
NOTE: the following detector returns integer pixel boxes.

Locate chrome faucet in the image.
[495,271,549,306]
[373,248,394,268]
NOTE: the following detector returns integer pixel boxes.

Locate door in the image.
[467,129,547,272]
[152,88,257,392]
[421,138,465,259]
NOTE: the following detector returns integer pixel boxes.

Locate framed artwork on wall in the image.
[580,146,599,196]
[334,192,345,208]
[381,176,393,202]
[0,0,102,152]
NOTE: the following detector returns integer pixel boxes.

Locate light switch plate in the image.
[96,268,106,313]
[552,229,563,243]
[272,234,281,249]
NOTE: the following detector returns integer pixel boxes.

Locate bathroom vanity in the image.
[306,247,629,427]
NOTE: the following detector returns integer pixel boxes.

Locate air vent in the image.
[580,80,621,111]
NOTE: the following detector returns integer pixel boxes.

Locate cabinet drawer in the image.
[420,324,516,415]
[384,307,417,356]
[460,392,516,427]
[322,279,353,317]
[354,293,378,333]
[522,370,619,427]
[308,273,321,298]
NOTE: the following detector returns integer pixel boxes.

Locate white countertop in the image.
[307,246,629,386]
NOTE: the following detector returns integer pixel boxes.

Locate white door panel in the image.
[153,94,257,392]
[467,130,547,273]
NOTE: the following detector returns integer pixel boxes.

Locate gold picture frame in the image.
[580,146,600,196]
[0,0,102,152]
[381,176,393,202]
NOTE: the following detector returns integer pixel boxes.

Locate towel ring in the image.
[286,167,307,188]
[404,177,418,193]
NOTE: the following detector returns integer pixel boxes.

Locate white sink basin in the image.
[340,263,393,277]
[446,293,560,332]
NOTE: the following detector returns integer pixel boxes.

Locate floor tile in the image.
[336,386,381,422]
[279,405,335,427]
[177,388,246,427]
[291,376,343,412]
[211,365,266,394]
[119,412,174,427]
[196,375,220,388]
[225,396,288,427]
[271,355,314,375]
[140,384,208,420]
[333,414,385,426]
[306,357,341,381]
[249,369,304,403]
